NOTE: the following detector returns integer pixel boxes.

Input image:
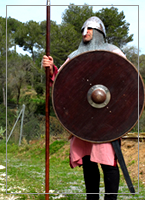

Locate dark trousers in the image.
[82,155,120,200]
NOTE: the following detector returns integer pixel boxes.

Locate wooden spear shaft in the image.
[45,0,50,199]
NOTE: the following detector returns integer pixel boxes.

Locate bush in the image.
[23,116,41,141]
[34,83,44,96]
[131,109,145,132]
[0,103,15,128]
[50,116,67,136]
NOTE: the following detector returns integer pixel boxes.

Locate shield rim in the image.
[52,50,145,143]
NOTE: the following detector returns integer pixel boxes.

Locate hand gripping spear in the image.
[45,0,50,199]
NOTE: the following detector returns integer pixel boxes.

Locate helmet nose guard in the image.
[82,26,88,36]
[81,16,106,37]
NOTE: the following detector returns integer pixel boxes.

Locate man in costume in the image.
[42,16,126,200]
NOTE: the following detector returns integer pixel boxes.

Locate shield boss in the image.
[52,50,145,143]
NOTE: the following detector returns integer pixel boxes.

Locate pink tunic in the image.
[51,49,126,168]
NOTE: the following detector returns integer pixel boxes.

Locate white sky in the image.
[1,0,145,55]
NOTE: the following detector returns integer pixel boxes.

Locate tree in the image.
[38,20,81,67]
[7,17,23,47]
[0,17,22,105]
[0,62,5,105]
[123,46,138,67]
[0,17,7,105]
[7,52,33,105]
[139,54,145,80]
[62,4,94,34]
[5,5,135,80]
[123,46,145,82]
[50,22,80,67]
[14,20,44,62]
[62,5,133,49]
[95,7,133,48]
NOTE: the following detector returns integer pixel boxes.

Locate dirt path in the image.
[121,138,145,186]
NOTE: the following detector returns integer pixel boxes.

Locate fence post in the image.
[19,104,25,146]
[7,104,25,144]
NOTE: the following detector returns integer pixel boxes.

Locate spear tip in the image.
[47,0,50,5]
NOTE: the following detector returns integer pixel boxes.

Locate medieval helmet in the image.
[81,16,106,38]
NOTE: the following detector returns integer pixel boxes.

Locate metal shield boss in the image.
[52,50,145,143]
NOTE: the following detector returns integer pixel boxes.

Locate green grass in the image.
[0,138,145,200]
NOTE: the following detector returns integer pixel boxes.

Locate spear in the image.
[45,0,50,199]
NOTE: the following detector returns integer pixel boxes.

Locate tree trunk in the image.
[2,83,5,106]
[17,86,21,105]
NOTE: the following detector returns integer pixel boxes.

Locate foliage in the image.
[139,110,145,132]
[62,5,133,50]
[7,51,33,105]
[0,5,145,143]
[0,17,7,105]
[19,95,42,141]
[14,20,44,62]
[50,116,67,136]
[50,21,80,67]
[0,84,4,103]
[139,54,145,80]
[123,46,138,67]
[23,116,41,141]
[7,50,45,106]
[95,7,133,48]
[9,94,57,142]
[0,103,15,128]
[0,17,6,55]
[7,5,134,67]
[123,46,145,83]
[34,82,44,96]
[62,4,94,34]
[0,126,6,139]
[0,17,15,53]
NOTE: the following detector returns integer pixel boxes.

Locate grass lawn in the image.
[0,138,145,200]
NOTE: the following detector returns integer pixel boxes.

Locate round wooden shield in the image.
[52,50,145,143]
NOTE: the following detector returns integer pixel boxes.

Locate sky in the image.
[1,0,145,56]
